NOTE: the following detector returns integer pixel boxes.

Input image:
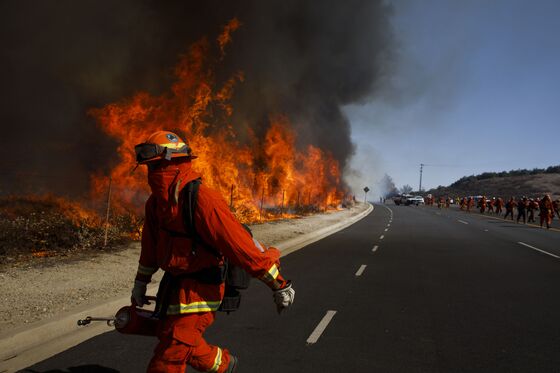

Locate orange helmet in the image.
[134,131,196,164]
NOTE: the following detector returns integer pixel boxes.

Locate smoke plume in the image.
[0,0,393,197]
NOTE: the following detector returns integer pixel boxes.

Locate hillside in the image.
[426,169,560,199]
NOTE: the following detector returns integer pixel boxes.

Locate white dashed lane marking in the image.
[380,235,385,240]
[307,311,337,345]
[458,220,469,225]
[355,265,367,276]
[372,245,379,252]
[518,242,559,259]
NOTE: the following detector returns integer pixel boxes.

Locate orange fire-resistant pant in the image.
[540,210,553,228]
[147,312,232,373]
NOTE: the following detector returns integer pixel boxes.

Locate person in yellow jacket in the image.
[131,131,295,373]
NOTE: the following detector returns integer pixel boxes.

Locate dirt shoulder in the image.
[0,203,368,334]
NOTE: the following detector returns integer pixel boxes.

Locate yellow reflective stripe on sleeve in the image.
[137,264,157,276]
[260,264,279,283]
[208,347,222,372]
[166,300,222,315]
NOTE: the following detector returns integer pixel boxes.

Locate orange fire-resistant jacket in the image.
[539,198,554,218]
[135,161,287,317]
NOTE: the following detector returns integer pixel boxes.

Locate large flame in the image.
[90,20,344,222]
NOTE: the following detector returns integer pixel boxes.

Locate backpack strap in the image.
[181,178,223,258]
[182,178,201,255]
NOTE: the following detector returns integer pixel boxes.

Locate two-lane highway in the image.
[22,203,560,372]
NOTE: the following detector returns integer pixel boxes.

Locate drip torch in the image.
[77,296,159,336]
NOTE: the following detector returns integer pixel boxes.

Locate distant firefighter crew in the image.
[131,131,295,373]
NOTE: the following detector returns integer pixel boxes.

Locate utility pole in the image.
[419,163,424,192]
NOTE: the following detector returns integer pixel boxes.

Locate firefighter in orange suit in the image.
[539,194,554,229]
[131,131,295,373]
[487,197,495,214]
[495,197,504,215]
[479,196,487,214]
[504,197,516,220]
[554,198,560,219]
[527,198,537,223]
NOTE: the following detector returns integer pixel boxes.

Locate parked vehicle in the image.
[393,194,413,206]
[406,196,425,206]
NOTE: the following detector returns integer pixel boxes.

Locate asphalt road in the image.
[21,203,560,373]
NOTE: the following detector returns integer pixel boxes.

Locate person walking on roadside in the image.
[527,198,538,223]
[553,198,560,219]
[516,196,528,224]
[539,194,554,229]
[495,197,504,216]
[479,196,487,214]
[487,197,495,214]
[130,131,295,373]
[460,197,466,211]
[466,197,473,213]
[504,197,516,220]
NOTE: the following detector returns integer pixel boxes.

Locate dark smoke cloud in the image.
[0,0,393,197]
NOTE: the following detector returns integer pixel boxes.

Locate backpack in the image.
[182,179,251,313]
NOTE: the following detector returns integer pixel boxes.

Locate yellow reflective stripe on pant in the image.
[261,264,279,283]
[166,300,222,315]
[208,347,222,372]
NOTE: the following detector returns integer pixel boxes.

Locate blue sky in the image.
[345,0,560,196]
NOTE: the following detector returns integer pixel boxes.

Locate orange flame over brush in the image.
[90,19,344,222]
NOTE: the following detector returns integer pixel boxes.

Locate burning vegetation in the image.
[0,21,346,264]
[0,195,140,266]
[90,19,346,222]
[0,1,394,263]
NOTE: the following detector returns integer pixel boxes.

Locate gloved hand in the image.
[131,280,149,306]
[273,281,295,314]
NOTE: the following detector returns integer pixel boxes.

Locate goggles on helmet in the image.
[134,142,192,163]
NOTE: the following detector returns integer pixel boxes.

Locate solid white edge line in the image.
[306,310,337,345]
[458,220,468,224]
[355,264,367,276]
[380,235,385,240]
[372,245,379,252]
[518,242,560,259]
